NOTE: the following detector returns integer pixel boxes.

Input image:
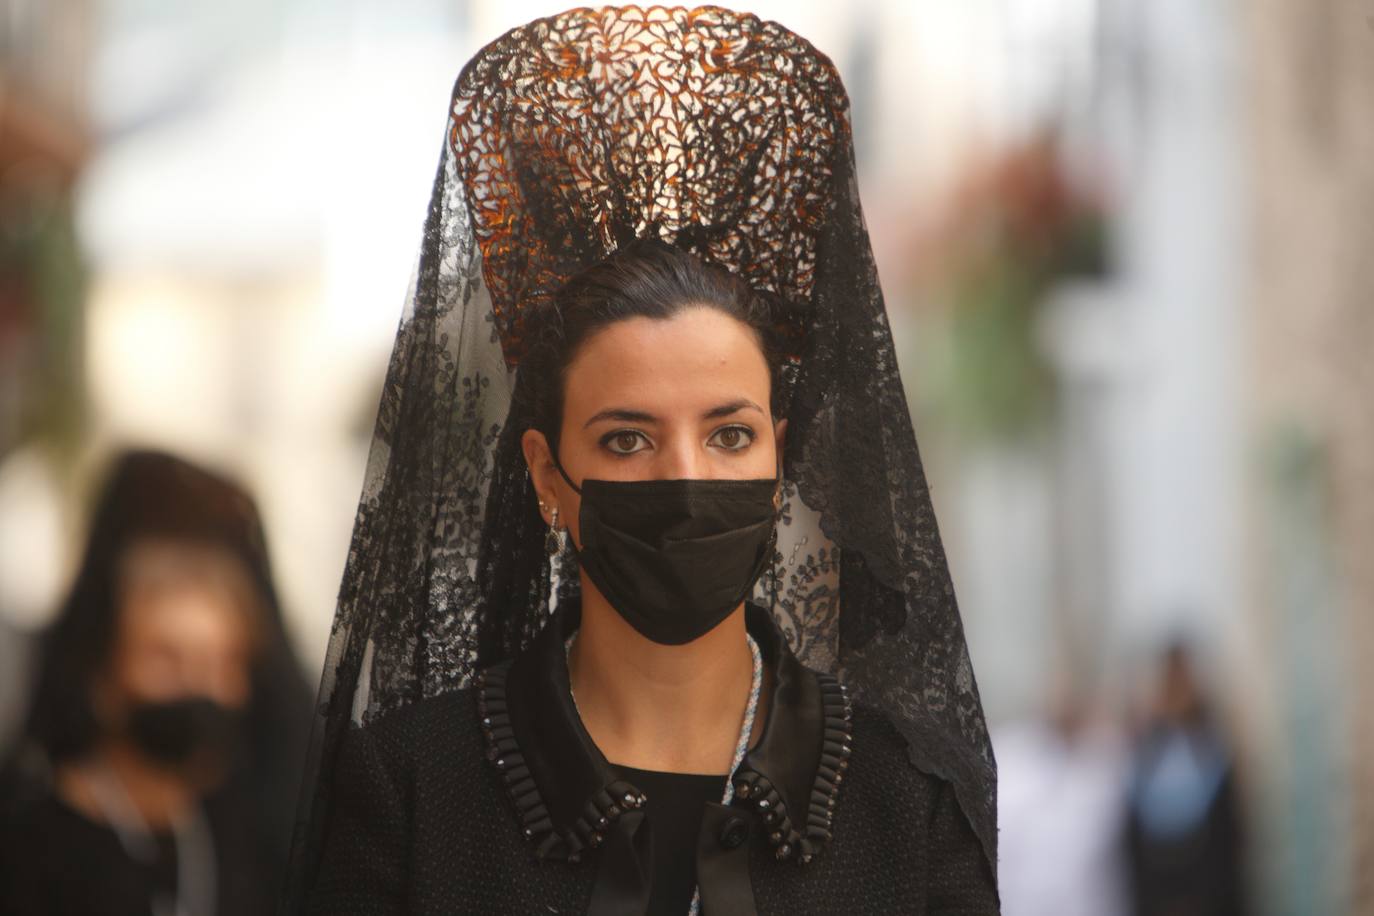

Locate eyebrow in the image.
[582,399,766,428]
[583,408,656,428]
[704,399,766,420]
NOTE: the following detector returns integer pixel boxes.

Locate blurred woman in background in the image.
[0,449,312,916]
[1124,641,1249,916]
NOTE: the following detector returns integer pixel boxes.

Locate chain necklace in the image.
[564,630,763,916]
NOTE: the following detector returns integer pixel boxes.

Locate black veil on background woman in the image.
[1,448,313,897]
[285,6,997,908]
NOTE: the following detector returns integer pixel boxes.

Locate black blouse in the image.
[0,794,178,916]
[609,764,727,914]
[0,788,278,916]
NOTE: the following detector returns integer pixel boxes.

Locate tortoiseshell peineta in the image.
[448,5,848,366]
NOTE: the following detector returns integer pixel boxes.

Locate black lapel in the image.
[732,602,853,864]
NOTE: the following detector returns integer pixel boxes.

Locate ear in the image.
[521,428,559,524]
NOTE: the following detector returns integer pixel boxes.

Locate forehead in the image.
[115,541,256,649]
[563,308,770,415]
[117,583,253,660]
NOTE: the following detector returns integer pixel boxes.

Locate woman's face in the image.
[100,543,257,722]
[523,305,785,550]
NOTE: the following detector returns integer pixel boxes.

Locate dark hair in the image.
[518,237,782,456]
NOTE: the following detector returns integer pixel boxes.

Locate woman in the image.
[287,7,999,914]
[1124,643,1248,916]
[0,450,312,916]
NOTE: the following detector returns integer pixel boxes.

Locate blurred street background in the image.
[1,1,1370,913]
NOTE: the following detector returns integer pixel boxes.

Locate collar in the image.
[475,600,852,868]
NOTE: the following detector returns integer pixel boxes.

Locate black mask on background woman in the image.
[124,696,243,769]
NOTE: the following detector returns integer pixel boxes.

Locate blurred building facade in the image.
[0,0,93,758]
[905,1,1372,913]
[1244,0,1374,911]
[0,0,92,452]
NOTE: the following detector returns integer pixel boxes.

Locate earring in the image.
[545,506,561,556]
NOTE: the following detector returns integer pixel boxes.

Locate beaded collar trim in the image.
[730,671,852,864]
[476,660,642,864]
[474,602,854,868]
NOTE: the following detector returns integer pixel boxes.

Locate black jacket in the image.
[304,603,999,914]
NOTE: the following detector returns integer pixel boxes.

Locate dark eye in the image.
[710,425,755,451]
[602,430,649,456]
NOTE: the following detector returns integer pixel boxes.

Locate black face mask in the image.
[553,456,779,645]
[125,696,241,768]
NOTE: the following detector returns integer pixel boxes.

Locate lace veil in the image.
[283,6,995,907]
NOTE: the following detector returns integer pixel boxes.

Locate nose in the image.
[174,647,246,707]
[658,436,709,480]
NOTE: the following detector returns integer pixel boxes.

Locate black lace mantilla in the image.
[283,7,996,909]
